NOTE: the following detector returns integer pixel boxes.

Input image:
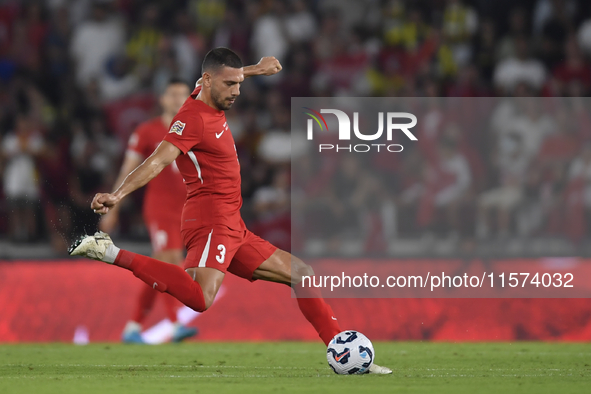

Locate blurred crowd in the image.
[2,0,591,254]
[295,96,591,256]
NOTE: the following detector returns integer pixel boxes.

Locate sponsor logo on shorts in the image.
[169,120,186,135]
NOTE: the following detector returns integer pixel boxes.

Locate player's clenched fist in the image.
[91,193,120,215]
[256,56,282,76]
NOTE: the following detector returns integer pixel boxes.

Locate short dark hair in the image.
[167,77,190,88]
[202,47,243,74]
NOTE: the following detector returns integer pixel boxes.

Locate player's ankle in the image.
[104,243,121,264]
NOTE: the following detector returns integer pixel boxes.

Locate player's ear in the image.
[202,72,212,87]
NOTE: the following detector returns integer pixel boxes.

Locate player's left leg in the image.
[251,249,392,374]
[251,249,342,345]
[229,234,341,345]
[230,231,392,375]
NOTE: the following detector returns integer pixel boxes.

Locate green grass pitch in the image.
[1,342,590,394]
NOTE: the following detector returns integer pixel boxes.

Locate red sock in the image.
[294,281,341,346]
[131,284,158,324]
[115,250,206,312]
[162,293,179,323]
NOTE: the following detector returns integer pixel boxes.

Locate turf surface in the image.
[0,342,590,393]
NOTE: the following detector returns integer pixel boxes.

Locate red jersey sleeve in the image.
[163,113,204,154]
[127,124,152,158]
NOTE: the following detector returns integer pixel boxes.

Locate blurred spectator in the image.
[323,155,381,251]
[68,116,120,235]
[477,132,529,238]
[1,113,44,242]
[125,3,161,74]
[564,144,591,242]
[99,54,139,101]
[313,9,342,62]
[535,0,577,69]
[10,2,48,72]
[45,6,72,80]
[37,126,72,252]
[253,166,290,222]
[70,2,124,86]
[171,12,203,84]
[313,28,371,95]
[257,105,291,164]
[549,37,591,95]
[533,0,577,36]
[189,0,226,37]
[537,108,579,168]
[578,8,591,57]
[432,138,472,236]
[496,8,529,60]
[400,137,471,237]
[284,0,317,44]
[568,144,591,208]
[493,36,546,94]
[251,1,289,66]
[213,6,251,59]
[471,19,497,83]
[442,0,478,67]
[498,99,555,160]
[0,2,18,58]
[372,7,436,95]
[250,165,291,251]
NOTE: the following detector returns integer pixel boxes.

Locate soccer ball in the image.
[326,330,374,375]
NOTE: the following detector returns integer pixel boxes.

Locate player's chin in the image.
[223,99,236,109]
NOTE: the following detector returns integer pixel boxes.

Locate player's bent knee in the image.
[201,290,216,311]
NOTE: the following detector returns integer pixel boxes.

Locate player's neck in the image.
[195,90,222,112]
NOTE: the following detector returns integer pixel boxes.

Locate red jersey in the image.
[163,86,243,231]
[127,117,186,222]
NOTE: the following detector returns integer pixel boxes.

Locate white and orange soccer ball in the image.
[326,330,374,375]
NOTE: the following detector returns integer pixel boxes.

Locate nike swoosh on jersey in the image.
[215,130,224,138]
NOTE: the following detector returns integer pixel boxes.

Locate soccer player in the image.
[70,48,391,374]
[99,78,197,343]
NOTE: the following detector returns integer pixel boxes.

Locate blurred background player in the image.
[99,78,197,343]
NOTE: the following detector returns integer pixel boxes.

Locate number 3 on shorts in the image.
[216,244,226,264]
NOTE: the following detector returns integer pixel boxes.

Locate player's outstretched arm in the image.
[91,141,181,215]
[244,56,282,77]
[98,151,143,232]
[194,56,282,86]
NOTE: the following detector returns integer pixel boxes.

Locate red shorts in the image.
[146,217,183,253]
[182,225,278,281]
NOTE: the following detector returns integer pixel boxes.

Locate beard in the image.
[211,88,234,111]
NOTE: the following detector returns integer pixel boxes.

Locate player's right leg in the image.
[155,249,199,342]
[69,232,209,313]
[122,219,198,343]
